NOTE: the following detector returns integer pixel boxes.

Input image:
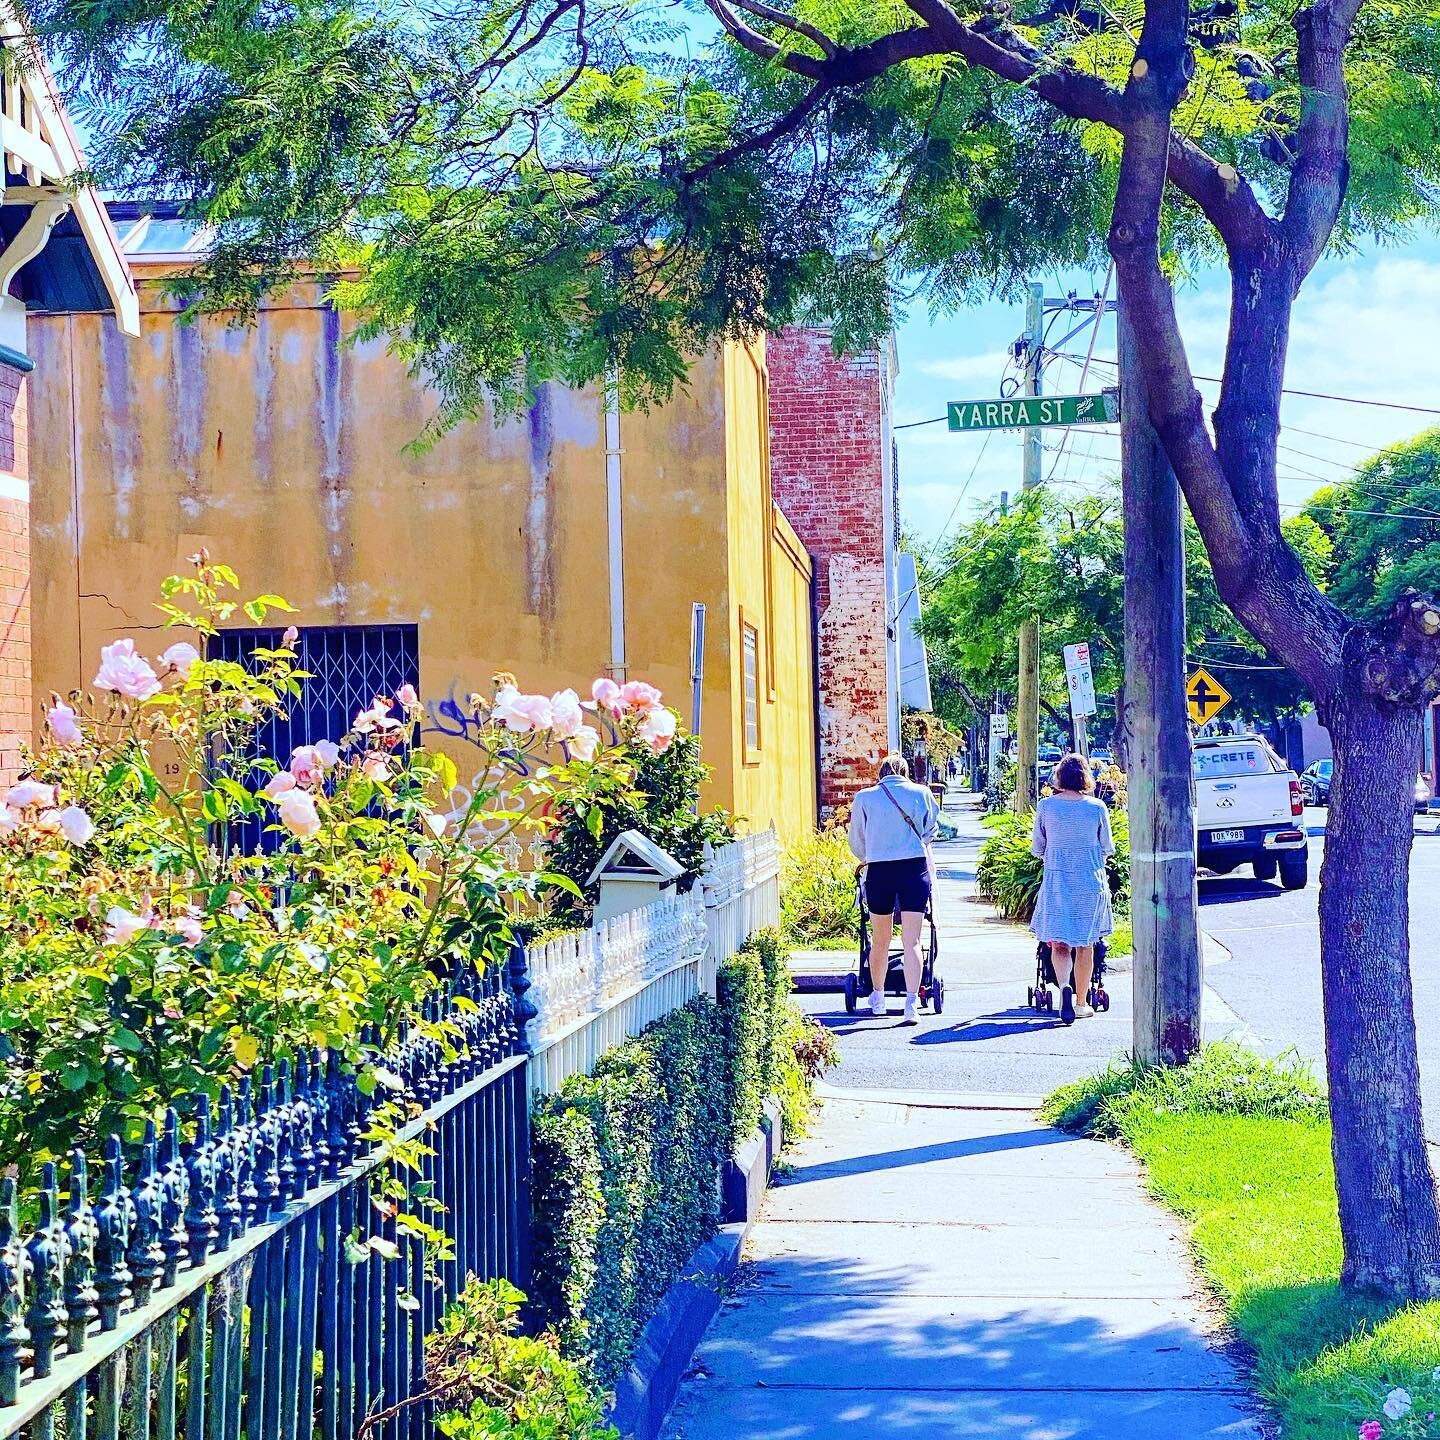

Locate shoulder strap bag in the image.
[879,784,939,896]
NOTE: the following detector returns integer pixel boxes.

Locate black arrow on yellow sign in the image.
[1186,667,1233,726]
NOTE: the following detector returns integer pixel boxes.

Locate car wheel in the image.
[1252,856,1278,882]
[1279,853,1308,890]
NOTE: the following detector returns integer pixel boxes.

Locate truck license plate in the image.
[1210,829,1244,844]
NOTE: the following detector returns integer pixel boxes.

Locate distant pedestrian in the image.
[848,753,940,1025]
[1031,753,1114,1024]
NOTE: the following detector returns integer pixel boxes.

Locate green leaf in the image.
[111,1028,145,1054]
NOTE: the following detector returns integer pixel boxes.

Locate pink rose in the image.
[569,725,601,762]
[289,746,325,786]
[5,780,55,809]
[493,685,553,733]
[289,742,339,786]
[637,706,678,754]
[160,642,200,678]
[592,678,623,715]
[263,771,297,800]
[620,680,662,713]
[105,906,149,945]
[353,697,399,734]
[94,639,161,701]
[171,915,204,947]
[549,689,585,738]
[361,754,392,783]
[0,805,20,836]
[47,701,83,747]
[281,625,300,648]
[396,683,420,710]
[227,895,250,921]
[1359,1423,1383,1440]
[277,787,322,838]
[58,806,95,845]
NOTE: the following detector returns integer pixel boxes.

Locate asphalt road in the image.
[1200,806,1440,1126]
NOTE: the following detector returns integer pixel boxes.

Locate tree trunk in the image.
[1113,683,1127,769]
[1322,689,1440,1297]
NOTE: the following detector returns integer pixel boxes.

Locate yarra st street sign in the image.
[946,390,1121,433]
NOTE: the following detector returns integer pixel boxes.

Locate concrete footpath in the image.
[663,789,1264,1439]
[660,1091,1264,1439]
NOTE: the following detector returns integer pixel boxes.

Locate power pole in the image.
[1013,281,1045,813]
[1119,289,1202,1067]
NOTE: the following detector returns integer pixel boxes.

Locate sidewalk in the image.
[660,1091,1263,1439]
[792,790,1250,1098]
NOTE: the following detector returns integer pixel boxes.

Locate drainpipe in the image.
[604,371,627,681]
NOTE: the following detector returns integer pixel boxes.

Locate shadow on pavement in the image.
[911,1011,1072,1044]
[1198,878,1289,905]
[665,1251,1263,1439]
[775,1128,1079,1184]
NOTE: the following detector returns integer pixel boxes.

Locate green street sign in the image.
[946,390,1121,433]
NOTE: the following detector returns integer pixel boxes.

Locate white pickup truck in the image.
[1193,735,1309,889]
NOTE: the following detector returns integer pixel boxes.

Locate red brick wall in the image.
[0,366,30,783]
[767,327,891,813]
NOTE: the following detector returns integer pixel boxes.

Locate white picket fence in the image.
[700,826,782,984]
[526,827,783,1093]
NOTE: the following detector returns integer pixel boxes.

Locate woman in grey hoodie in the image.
[847,753,940,1024]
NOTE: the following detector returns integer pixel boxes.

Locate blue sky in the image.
[894,237,1440,546]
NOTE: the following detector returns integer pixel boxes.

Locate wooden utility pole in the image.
[1119,289,1201,1066]
[1013,282,1044,812]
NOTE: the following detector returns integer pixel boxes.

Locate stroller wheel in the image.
[1026,986,1035,1007]
[933,978,944,1016]
[843,973,857,1014]
[1097,987,1111,1013]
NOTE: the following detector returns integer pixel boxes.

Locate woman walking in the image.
[848,753,940,1024]
[1031,753,1114,1025]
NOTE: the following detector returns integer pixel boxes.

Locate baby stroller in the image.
[843,877,944,1015]
[1027,940,1110,1025]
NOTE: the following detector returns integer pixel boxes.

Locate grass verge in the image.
[1044,1045,1440,1439]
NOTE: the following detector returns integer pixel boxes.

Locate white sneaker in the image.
[869,989,887,1016]
[902,995,918,1026]
[1073,1002,1096,1019]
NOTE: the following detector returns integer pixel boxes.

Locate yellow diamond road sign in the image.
[1186,667,1232,726]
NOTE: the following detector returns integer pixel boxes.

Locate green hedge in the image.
[531,928,835,1387]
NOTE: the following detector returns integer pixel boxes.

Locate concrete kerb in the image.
[814,1078,1045,1111]
[605,1097,785,1440]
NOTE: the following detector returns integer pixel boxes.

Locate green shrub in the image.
[1041,1042,1327,1139]
[531,997,729,1385]
[399,1279,618,1440]
[780,828,860,944]
[1107,919,1133,958]
[975,811,1043,920]
[543,731,735,915]
[533,929,836,1386]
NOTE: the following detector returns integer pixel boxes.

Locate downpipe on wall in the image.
[605,370,627,681]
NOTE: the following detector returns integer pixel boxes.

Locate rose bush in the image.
[0,557,679,1183]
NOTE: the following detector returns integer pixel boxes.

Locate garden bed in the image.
[1045,1046,1440,1439]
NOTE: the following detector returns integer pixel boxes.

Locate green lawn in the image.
[1045,1048,1440,1438]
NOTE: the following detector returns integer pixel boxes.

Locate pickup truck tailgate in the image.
[1194,740,1294,827]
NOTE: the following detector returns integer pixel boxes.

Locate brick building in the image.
[768,326,901,813]
[0,48,138,780]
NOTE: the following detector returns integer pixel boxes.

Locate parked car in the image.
[1039,745,1063,765]
[1300,758,1333,806]
[1194,735,1308,889]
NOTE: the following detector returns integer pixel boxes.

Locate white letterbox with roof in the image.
[587,830,687,922]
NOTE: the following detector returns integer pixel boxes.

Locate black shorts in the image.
[864,857,930,917]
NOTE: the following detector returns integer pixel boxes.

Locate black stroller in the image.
[843,878,943,1015]
[1027,940,1110,1024]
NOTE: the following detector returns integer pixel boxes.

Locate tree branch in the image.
[1281,0,1365,284]
[724,0,836,58]
[683,81,832,183]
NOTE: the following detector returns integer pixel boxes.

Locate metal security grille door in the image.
[209,624,419,851]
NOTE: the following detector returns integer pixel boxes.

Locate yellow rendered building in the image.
[26,244,817,840]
